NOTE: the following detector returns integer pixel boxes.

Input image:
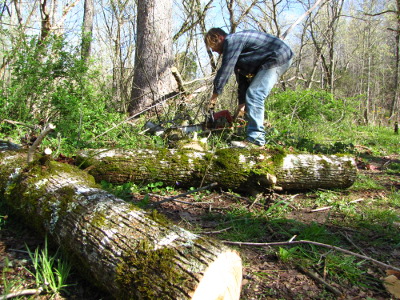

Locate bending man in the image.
[205,28,293,147]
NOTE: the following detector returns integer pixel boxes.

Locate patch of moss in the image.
[147,209,172,227]
[91,210,107,228]
[211,148,250,187]
[2,158,98,235]
[116,240,190,299]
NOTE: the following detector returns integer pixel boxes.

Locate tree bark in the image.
[128,0,177,115]
[0,147,242,300]
[76,148,357,192]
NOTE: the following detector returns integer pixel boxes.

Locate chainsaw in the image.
[144,109,236,136]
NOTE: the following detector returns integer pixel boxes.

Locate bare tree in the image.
[81,0,94,62]
[98,0,136,112]
[368,0,400,119]
[226,0,259,33]
[311,0,344,93]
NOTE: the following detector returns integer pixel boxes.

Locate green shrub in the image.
[0,34,128,149]
[266,89,358,139]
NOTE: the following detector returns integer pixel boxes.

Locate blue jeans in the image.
[245,59,292,146]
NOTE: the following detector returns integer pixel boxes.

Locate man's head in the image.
[205,28,227,55]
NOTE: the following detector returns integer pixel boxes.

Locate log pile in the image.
[0,141,358,299]
[0,147,242,299]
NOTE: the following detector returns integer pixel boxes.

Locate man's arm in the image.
[207,93,219,111]
[213,35,246,95]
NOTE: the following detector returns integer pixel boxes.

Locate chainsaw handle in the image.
[208,109,215,123]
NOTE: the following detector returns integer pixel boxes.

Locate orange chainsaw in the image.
[144,109,236,136]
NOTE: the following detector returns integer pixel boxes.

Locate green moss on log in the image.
[147,209,172,227]
[209,148,250,187]
[116,240,191,299]
[2,160,98,235]
[76,147,290,192]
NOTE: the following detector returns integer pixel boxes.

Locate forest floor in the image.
[0,152,399,299]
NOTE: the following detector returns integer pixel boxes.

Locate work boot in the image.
[230,140,264,149]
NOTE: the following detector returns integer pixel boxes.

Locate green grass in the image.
[351,174,386,190]
[385,162,400,175]
[25,238,72,297]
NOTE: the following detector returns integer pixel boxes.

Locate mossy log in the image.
[0,148,242,300]
[76,148,357,192]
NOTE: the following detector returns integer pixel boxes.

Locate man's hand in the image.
[233,103,245,120]
[207,93,218,111]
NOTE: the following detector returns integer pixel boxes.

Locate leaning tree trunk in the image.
[0,148,242,300]
[76,148,357,192]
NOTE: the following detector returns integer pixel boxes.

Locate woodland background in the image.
[0,0,399,149]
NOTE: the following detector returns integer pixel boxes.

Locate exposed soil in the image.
[0,154,399,299]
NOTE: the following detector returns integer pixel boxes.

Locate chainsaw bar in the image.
[143,110,239,137]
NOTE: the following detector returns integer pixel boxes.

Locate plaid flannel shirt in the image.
[213,30,293,95]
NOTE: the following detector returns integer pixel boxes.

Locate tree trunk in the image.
[39,0,52,42]
[128,0,177,115]
[390,0,400,119]
[76,148,357,192]
[81,0,94,62]
[0,148,242,300]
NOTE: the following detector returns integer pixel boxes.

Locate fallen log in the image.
[76,148,357,192]
[0,148,242,300]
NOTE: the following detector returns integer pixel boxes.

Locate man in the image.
[204,28,293,147]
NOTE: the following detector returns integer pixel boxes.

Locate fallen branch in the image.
[296,265,342,297]
[310,199,364,213]
[340,231,367,257]
[148,193,215,206]
[27,123,55,163]
[281,0,326,40]
[2,119,37,129]
[0,141,21,151]
[1,287,43,299]
[90,91,186,141]
[223,239,400,272]
[171,67,186,93]
[203,227,233,235]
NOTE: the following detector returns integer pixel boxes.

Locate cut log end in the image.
[192,250,242,300]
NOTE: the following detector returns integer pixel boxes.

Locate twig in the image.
[248,194,263,209]
[221,191,263,208]
[296,265,342,296]
[150,183,218,207]
[9,248,29,254]
[339,231,367,257]
[171,67,186,93]
[27,124,55,163]
[90,91,186,141]
[349,198,364,204]
[222,239,400,272]
[310,199,364,212]
[310,206,332,212]
[2,119,37,129]
[148,194,214,206]
[1,287,43,299]
[202,227,232,234]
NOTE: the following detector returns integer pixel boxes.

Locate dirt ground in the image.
[0,154,399,299]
